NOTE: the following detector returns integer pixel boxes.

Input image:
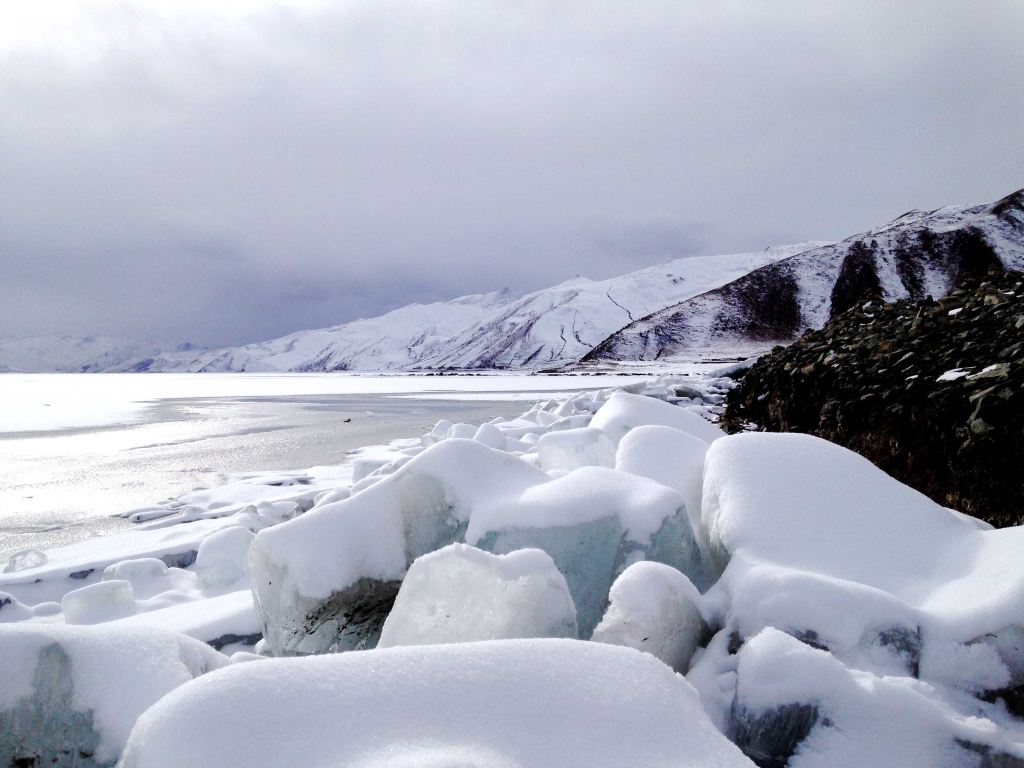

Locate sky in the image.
[1,1,1022,347]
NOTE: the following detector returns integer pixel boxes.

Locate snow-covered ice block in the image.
[195,526,254,590]
[703,433,1024,639]
[0,623,226,767]
[536,426,616,471]
[728,629,1024,768]
[110,590,261,651]
[119,639,754,768]
[62,580,137,625]
[472,422,506,449]
[592,561,706,673]
[468,466,699,637]
[0,516,253,606]
[616,424,710,558]
[0,591,33,623]
[101,558,171,600]
[4,548,47,573]
[702,432,1024,707]
[590,390,725,445]
[251,439,548,655]
[378,544,576,647]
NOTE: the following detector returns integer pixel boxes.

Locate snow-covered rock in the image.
[119,639,755,768]
[378,545,576,647]
[0,623,226,767]
[729,629,1024,768]
[592,561,707,673]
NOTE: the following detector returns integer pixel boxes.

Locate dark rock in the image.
[724,269,1024,528]
[731,701,819,768]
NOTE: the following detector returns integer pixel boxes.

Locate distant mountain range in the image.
[3,188,1021,373]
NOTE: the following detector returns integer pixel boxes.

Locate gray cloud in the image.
[1,1,1022,346]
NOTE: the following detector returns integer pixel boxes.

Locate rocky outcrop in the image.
[724,270,1024,528]
[583,188,1024,364]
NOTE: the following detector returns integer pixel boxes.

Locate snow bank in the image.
[592,561,706,672]
[120,640,754,768]
[378,544,576,646]
[0,623,226,766]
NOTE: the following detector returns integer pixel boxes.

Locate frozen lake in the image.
[0,373,642,560]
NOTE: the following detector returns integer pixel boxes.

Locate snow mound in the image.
[378,544,576,647]
[0,623,226,766]
[590,390,725,444]
[592,561,706,673]
[119,639,754,768]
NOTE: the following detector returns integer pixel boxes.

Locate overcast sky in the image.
[1,1,1022,346]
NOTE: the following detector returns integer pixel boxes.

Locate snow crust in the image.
[119,639,754,768]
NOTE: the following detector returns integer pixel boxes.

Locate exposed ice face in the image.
[469,466,695,637]
[615,424,709,557]
[0,624,226,767]
[378,545,576,647]
[592,561,706,673]
[119,640,755,768]
[536,427,616,472]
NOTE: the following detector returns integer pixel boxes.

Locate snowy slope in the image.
[93,244,816,372]
[585,189,1024,363]
[417,244,818,370]
[127,290,519,372]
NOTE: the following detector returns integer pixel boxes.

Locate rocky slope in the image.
[583,189,1024,364]
[723,269,1024,528]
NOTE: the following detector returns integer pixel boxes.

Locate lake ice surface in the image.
[0,373,640,559]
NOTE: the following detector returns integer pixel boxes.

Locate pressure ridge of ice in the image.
[1,371,1022,767]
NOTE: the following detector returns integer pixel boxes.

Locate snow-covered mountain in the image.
[71,244,815,373]
[6,188,1021,374]
[583,188,1024,364]
[0,334,170,374]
